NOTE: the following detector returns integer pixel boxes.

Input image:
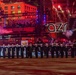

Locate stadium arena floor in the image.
[0,58,76,75]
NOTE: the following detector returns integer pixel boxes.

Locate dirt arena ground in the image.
[0,58,76,75]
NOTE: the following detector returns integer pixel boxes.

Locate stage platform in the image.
[0,58,76,75]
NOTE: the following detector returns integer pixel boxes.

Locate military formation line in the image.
[0,43,76,58]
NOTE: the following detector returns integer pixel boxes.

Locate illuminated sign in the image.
[47,23,67,33]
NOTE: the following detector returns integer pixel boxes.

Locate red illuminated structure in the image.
[0,1,37,26]
[0,1,38,44]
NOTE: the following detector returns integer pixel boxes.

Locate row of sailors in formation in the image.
[0,43,76,58]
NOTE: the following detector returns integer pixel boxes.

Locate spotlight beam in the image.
[53,6,63,23]
[58,6,67,21]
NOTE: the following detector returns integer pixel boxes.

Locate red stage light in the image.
[26,16,27,18]
[53,5,55,8]
[31,16,32,17]
[58,5,61,8]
